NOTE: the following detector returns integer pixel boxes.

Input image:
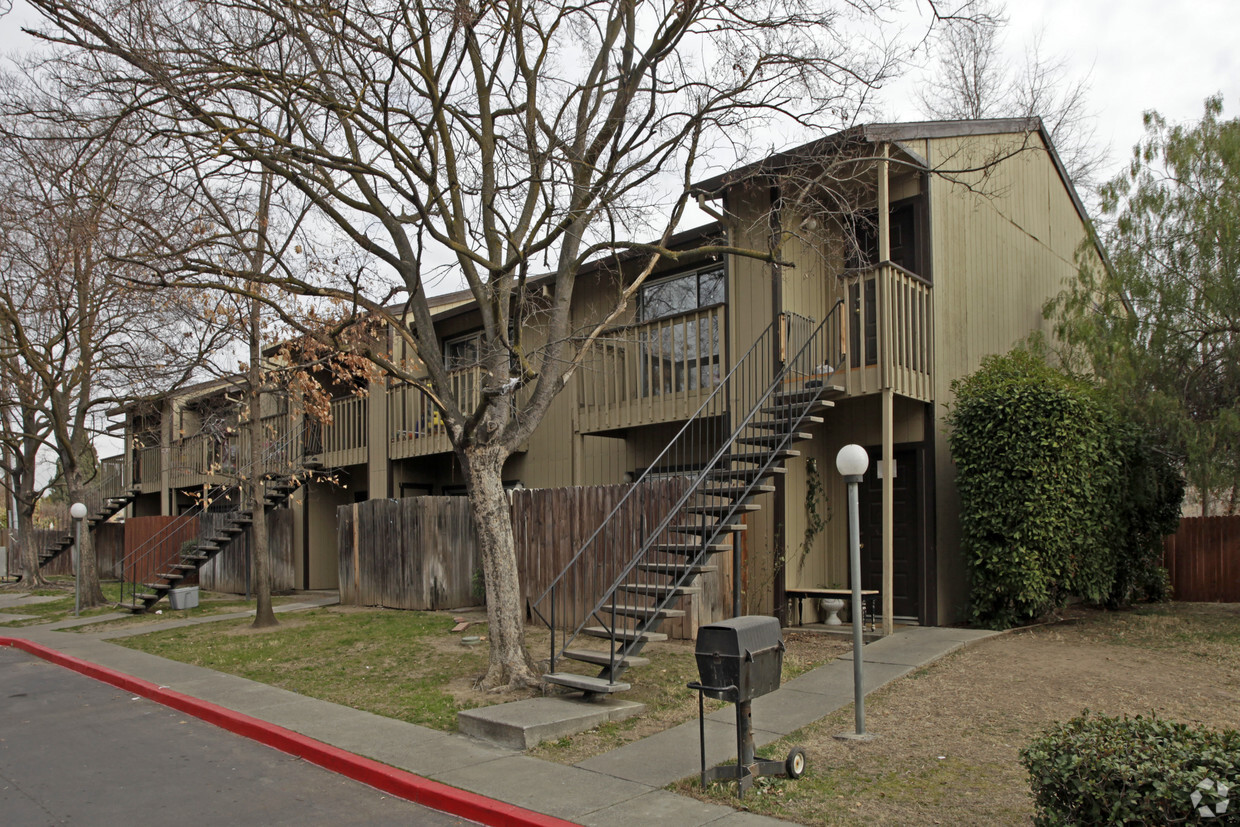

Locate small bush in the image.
[1021,712,1240,826]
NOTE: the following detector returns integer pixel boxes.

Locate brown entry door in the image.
[858,446,921,620]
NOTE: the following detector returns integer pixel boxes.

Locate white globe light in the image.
[835,444,869,477]
[70,502,88,520]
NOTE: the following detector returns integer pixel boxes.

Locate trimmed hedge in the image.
[947,351,1183,628]
[1021,712,1240,825]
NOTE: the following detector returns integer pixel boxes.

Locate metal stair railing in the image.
[38,454,134,565]
[118,416,307,610]
[531,301,845,680]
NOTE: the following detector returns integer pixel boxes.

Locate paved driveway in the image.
[0,647,475,826]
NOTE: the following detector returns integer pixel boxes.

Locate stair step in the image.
[687,503,761,516]
[232,513,254,525]
[118,601,146,613]
[156,572,185,582]
[142,582,172,592]
[749,416,824,430]
[706,466,785,481]
[735,432,812,446]
[543,673,630,694]
[637,562,717,576]
[583,626,668,643]
[650,542,731,555]
[698,483,776,498]
[668,522,747,534]
[134,592,160,602]
[619,583,700,598]
[196,543,220,553]
[181,554,209,563]
[172,563,198,571]
[761,399,834,416]
[724,449,801,464]
[561,649,651,668]
[599,604,686,620]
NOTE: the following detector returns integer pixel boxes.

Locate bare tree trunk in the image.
[461,442,539,690]
[14,494,45,587]
[249,297,277,629]
[66,481,106,606]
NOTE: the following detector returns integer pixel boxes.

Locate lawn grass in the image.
[118,606,494,730]
[0,580,299,629]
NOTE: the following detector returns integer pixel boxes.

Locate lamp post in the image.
[834,444,874,740]
[70,502,87,616]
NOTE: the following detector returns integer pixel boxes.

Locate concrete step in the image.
[619,583,700,598]
[735,432,812,447]
[649,541,731,556]
[560,648,651,668]
[748,416,823,430]
[458,695,643,749]
[598,604,685,621]
[638,563,717,577]
[686,503,761,516]
[667,522,747,534]
[697,483,775,498]
[583,626,668,643]
[542,673,631,695]
[761,399,834,417]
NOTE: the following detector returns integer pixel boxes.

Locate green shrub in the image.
[947,350,1184,628]
[1021,712,1240,826]
[948,351,1119,627]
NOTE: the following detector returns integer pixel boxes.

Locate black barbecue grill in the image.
[689,616,806,796]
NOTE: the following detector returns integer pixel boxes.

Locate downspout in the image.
[769,182,787,624]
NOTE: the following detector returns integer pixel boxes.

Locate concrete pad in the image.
[0,594,60,609]
[435,755,651,820]
[580,789,758,827]
[458,696,645,750]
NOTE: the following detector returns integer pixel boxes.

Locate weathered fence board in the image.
[4,523,125,580]
[1162,516,1240,602]
[337,497,480,611]
[124,516,201,587]
[338,481,727,639]
[198,510,294,595]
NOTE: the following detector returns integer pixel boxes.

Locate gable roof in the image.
[692,117,1093,232]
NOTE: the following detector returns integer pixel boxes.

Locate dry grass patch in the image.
[674,603,1240,826]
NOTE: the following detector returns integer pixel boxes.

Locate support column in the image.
[877,145,890,262]
[366,377,389,499]
[881,388,894,636]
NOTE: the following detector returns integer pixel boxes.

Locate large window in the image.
[443,331,483,370]
[637,266,724,396]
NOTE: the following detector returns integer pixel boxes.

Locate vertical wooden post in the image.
[877,145,891,262]
[882,388,894,636]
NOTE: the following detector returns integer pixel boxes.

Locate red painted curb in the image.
[1,636,579,827]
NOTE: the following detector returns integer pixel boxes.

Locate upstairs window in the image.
[444,331,483,371]
[638,266,725,322]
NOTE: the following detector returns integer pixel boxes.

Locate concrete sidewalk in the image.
[1,596,996,826]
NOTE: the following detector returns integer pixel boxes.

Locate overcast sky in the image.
[881,0,1240,188]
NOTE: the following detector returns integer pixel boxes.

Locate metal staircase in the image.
[38,456,138,569]
[118,421,317,613]
[530,303,846,695]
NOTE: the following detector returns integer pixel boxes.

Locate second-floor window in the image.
[637,265,725,396]
[444,331,483,371]
[638,266,725,322]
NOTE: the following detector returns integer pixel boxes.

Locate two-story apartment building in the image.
[121,117,1100,632]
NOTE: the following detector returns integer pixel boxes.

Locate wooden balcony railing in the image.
[164,416,301,489]
[314,395,369,468]
[135,446,162,494]
[388,367,482,459]
[577,304,726,433]
[837,263,933,402]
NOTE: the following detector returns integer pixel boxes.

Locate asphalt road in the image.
[0,647,477,826]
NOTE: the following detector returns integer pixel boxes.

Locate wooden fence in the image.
[338,497,481,611]
[3,523,125,580]
[1162,516,1240,602]
[337,482,729,639]
[198,510,294,594]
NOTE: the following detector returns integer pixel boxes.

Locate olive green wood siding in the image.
[924,131,1094,623]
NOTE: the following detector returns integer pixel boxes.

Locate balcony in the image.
[388,367,480,459]
[577,304,726,433]
[837,263,933,402]
[310,395,369,468]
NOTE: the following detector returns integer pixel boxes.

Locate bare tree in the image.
[0,67,236,605]
[917,0,1105,191]
[24,0,972,687]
